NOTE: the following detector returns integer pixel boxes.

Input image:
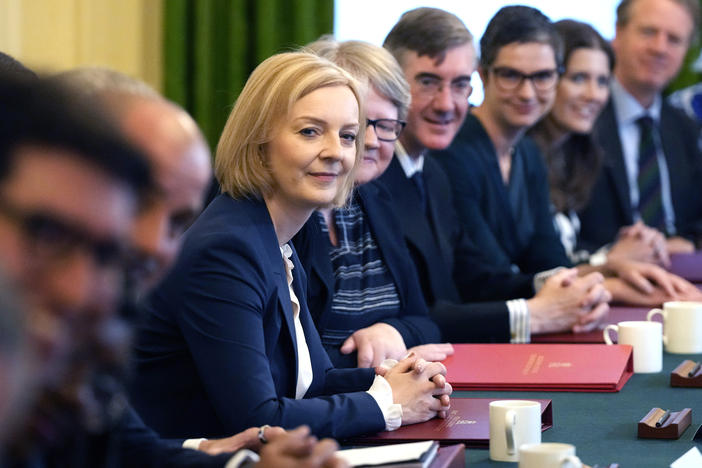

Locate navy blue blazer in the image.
[130,195,384,440]
[118,406,234,468]
[432,113,571,274]
[292,182,441,367]
[579,99,702,250]
[3,405,234,468]
[377,157,535,343]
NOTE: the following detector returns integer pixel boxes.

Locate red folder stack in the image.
[443,344,633,392]
[347,398,552,448]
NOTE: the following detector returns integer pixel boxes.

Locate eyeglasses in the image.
[0,198,128,269]
[366,118,406,142]
[490,66,561,92]
[415,74,473,100]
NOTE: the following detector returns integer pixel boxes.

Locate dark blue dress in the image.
[431,113,571,273]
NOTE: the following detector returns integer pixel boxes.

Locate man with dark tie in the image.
[578,0,702,252]
[378,7,610,343]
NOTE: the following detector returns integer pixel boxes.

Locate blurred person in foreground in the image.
[0,270,33,455]
[0,67,344,467]
[0,72,150,467]
[52,66,350,466]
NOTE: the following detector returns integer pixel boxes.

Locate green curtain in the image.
[163,0,334,149]
[666,0,702,94]
[666,37,701,95]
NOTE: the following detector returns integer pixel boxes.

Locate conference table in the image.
[459,351,701,467]
[460,253,702,467]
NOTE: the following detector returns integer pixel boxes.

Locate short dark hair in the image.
[383,7,473,67]
[0,74,151,198]
[555,20,614,72]
[479,6,563,69]
[0,52,36,80]
[616,0,700,41]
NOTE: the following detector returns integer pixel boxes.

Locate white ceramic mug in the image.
[603,320,662,373]
[647,301,702,354]
[489,400,541,462]
[519,443,582,468]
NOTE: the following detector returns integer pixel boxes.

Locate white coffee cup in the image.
[489,400,541,462]
[647,301,702,354]
[603,320,662,373]
[519,443,582,468]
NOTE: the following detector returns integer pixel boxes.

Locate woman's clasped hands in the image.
[376,352,452,425]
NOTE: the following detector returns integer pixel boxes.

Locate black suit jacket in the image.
[432,114,571,274]
[293,182,441,366]
[377,157,535,343]
[579,99,702,249]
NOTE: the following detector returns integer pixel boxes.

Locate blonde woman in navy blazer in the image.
[131,52,451,440]
[293,39,447,370]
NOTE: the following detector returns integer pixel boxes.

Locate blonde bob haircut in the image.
[305,36,411,121]
[215,51,363,206]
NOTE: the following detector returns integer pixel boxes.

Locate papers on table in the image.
[670,447,702,468]
[336,440,438,467]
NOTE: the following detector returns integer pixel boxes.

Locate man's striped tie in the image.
[636,115,665,231]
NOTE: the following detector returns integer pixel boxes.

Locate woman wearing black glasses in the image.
[433,6,573,278]
[293,38,451,369]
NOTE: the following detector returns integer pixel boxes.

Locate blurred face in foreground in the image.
[121,98,211,293]
[0,148,136,380]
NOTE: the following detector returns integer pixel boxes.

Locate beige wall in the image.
[0,0,162,91]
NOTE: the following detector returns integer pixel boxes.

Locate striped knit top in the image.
[314,198,401,348]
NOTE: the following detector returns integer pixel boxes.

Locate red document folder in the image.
[347,398,552,448]
[443,344,633,392]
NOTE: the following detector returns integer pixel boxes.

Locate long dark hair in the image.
[529,19,614,213]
